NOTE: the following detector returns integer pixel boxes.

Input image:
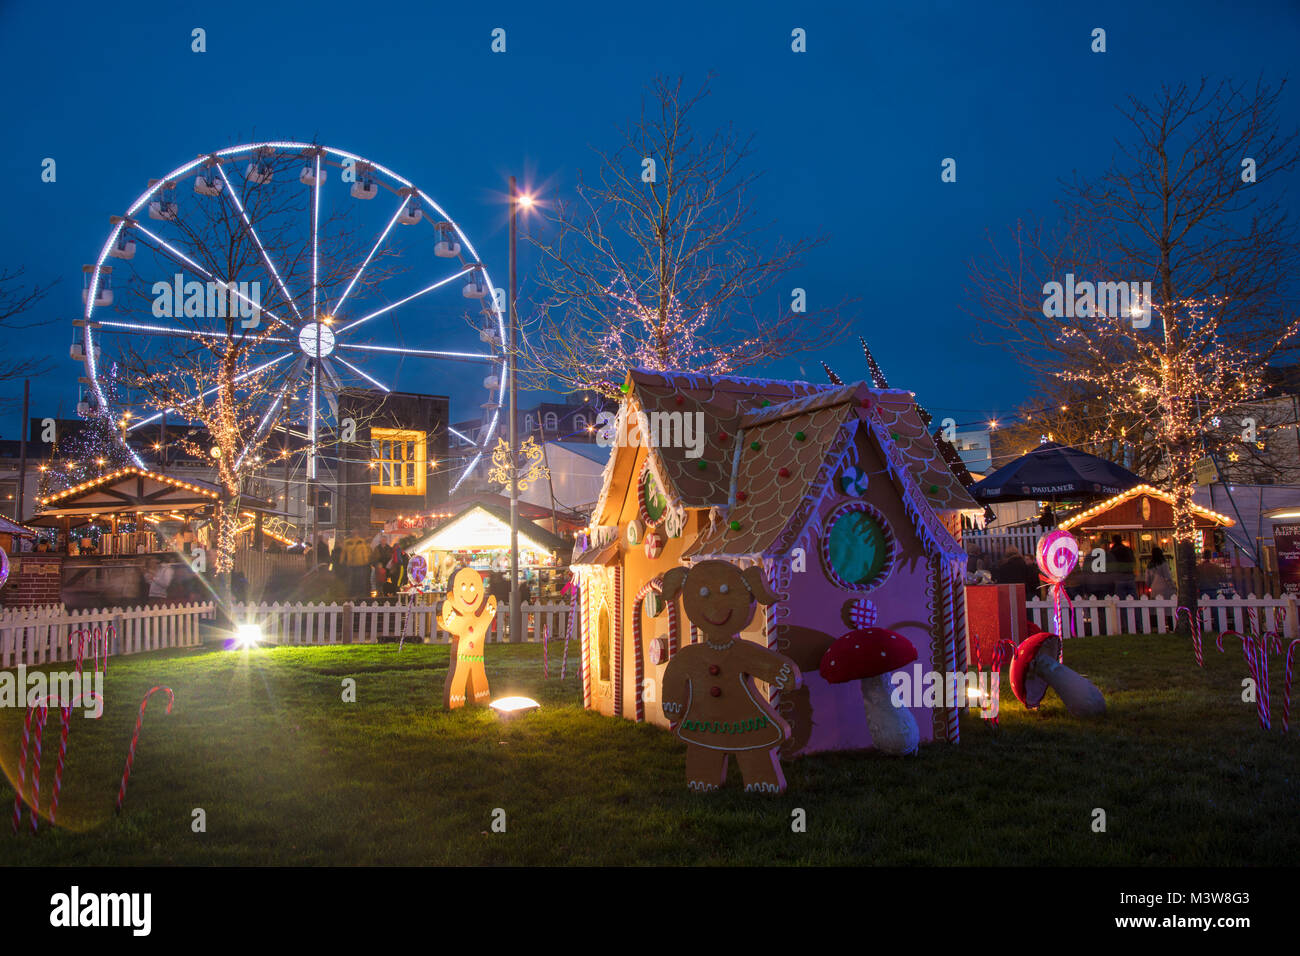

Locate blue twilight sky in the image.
[0,0,1297,439]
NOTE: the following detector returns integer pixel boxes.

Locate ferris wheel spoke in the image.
[311,153,322,322]
[330,197,407,319]
[236,358,306,469]
[133,224,292,331]
[335,267,473,335]
[95,320,291,346]
[216,165,306,325]
[127,352,295,431]
[332,341,496,363]
[332,355,390,392]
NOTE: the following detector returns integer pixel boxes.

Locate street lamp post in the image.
[508,176,521,643]
[507,177,535,642]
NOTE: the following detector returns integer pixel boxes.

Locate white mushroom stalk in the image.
[1028,649,1107,718]
[861,674,919,756]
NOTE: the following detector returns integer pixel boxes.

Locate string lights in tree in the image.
[1057,296,1300,551]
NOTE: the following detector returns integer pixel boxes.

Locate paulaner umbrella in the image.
[968,441,1142,503]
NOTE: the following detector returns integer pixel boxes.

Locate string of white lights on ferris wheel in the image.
[78,142,510,493]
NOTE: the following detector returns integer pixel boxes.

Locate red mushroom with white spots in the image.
[819,627,920,756]
[1008,632,1106,718]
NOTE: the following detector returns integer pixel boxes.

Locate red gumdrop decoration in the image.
[675,394,685,405]
[778,467,790,478]
[735,490,748,502]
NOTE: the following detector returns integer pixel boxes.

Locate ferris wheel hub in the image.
[298,322,336,358]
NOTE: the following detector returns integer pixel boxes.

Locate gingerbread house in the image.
[571,370,979,754]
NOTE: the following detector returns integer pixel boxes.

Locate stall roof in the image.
[1059,483,1235,531]
[30,467,273,522]
[0,514,37,537]
[409,502,569,556]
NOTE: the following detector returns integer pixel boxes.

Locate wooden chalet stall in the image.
[1059,483,1235,588]
[21,466,276,609]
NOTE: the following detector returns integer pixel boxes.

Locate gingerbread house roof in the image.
[685,382,977,559]
[592,370,977,563]
[612,369,827,512]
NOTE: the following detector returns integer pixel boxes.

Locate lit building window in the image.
[370,428,427,496]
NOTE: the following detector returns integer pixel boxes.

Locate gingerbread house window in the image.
[597,605,612,682]
[822,501,895,591]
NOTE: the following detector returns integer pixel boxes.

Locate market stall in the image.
[407,502,570,603]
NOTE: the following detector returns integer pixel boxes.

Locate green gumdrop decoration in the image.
[750,440,762,451]
[795,431,806,441]
[729,520,742,531]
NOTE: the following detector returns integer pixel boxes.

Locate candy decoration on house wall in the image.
[626,519,643,546]
[839,466,869,497]
[842,598,879,629]
[1035,530,1080,655]
[664,504,686,538]
[437,566,497,709]
[659,561,801,793]
[644,526,664,559]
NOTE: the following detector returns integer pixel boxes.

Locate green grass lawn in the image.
[1,632,1296,866]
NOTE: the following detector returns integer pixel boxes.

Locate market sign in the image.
[1194,456,1219,486]
[1274,523,1300,596]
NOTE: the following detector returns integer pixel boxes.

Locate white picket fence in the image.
[963,527,1047,560]
[1026,593,1300,639]
[233,601,573,646]
[0,602,216,669]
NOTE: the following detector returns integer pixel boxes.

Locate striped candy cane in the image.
[12,704,36,833]
[542,622,550,678]
[51,693,100,826]
[1219,631,1269,730]
[1283,639,1300,733]
[560,581,578,680]
[579,572,591,709]
[116,686,175,813]
[1174,606,1204,667]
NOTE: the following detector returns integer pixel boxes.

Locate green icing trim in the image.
[457,654,485,663]
[682,715,770,734]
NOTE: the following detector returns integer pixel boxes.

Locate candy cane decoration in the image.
[987,639,1018,728]
[579,571,591,709]
[560,580,578,680]
[116,686,175,813]
[541,622,550,678]
[1218,631,1270,730]
[1174,606,1204,667]
[51,692,100,827]
[1283,639,1300,733]
[12,703,36,833]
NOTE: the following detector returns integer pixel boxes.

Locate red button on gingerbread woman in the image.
[660,560,801,794]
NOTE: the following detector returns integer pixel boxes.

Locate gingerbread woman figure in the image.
[660,560,801,794]
[437,566,496,709]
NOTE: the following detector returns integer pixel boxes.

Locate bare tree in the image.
[971,77,1300,614]
[0,266,60,386]
[526,74,846,397]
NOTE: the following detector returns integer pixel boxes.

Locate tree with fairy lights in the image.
[971,77,1300,616]
[526,74,848,397]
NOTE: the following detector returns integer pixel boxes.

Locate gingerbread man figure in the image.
[437,566,496,709]
[660,560,801,794]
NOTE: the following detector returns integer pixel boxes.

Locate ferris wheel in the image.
[75,141,508,492]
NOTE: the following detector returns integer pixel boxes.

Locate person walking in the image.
[1145,546,1175,599]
